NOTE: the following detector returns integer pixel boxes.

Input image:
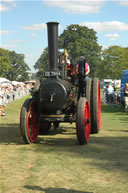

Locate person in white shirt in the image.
[106,84,114,103]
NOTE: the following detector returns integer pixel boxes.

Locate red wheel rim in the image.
[26,101,39,142]
[98,80,101,130]
[82,100,90,143]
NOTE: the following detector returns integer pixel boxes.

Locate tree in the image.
[5,51,30,81]
[59,24,102,77]
[35,25,102,78]
[99,46,128,79]
[34,48,49,78]
[0,48,11,77]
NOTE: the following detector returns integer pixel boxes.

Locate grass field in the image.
[0,96,128,193]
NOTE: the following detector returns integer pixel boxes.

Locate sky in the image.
[0,0,128,72]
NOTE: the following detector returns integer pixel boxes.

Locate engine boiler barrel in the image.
[40,79,73,112]
[47,22,59,70]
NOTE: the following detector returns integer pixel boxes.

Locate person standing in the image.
[123,83,128,112]
[61,49,71,80]
[106,84,114,103]
[75,56,90,99]
[0,86,6,116]
[75,56,90,78]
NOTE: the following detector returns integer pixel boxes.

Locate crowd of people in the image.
[0,83,33,116]
[103,83,128,111]
[103,84,119,104]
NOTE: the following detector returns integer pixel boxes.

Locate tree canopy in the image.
[0,49,30,81]
[98,46,128,79]
[0,48,11,77]
[34,48,49,78]
[35,24,102,78]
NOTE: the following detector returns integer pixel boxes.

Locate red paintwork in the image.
[26,101,39,142]
[82,99,90,143]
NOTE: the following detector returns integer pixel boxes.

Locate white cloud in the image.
[23,23,61,31]
[118,0,128,6]
[23,23,46,31]
[6,39,24,43]
[0,44,16,49]
[0,0,16,12]
[43,0,106,14]
[104,33,120,38]
[0,3,9,11]
[80,21,128,32]
[0,30,10,35]
[104,33,120,41]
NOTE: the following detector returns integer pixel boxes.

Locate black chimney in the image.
[47,22,59,70]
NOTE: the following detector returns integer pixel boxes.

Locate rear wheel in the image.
[91,78,101,133]
[20,98,39,144]
[76,97,91,145]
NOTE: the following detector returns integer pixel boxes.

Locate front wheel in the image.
[20,98,39,144]
[76,97,91,145]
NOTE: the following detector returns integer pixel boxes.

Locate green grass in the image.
[0,97,128,193]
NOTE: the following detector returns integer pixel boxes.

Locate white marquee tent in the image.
[0,78,11,84]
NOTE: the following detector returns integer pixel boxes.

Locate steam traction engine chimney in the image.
[47,22,59,70]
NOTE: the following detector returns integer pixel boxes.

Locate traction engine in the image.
[20,22,101,145]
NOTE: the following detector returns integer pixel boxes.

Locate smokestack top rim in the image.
[47,22,59,25]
